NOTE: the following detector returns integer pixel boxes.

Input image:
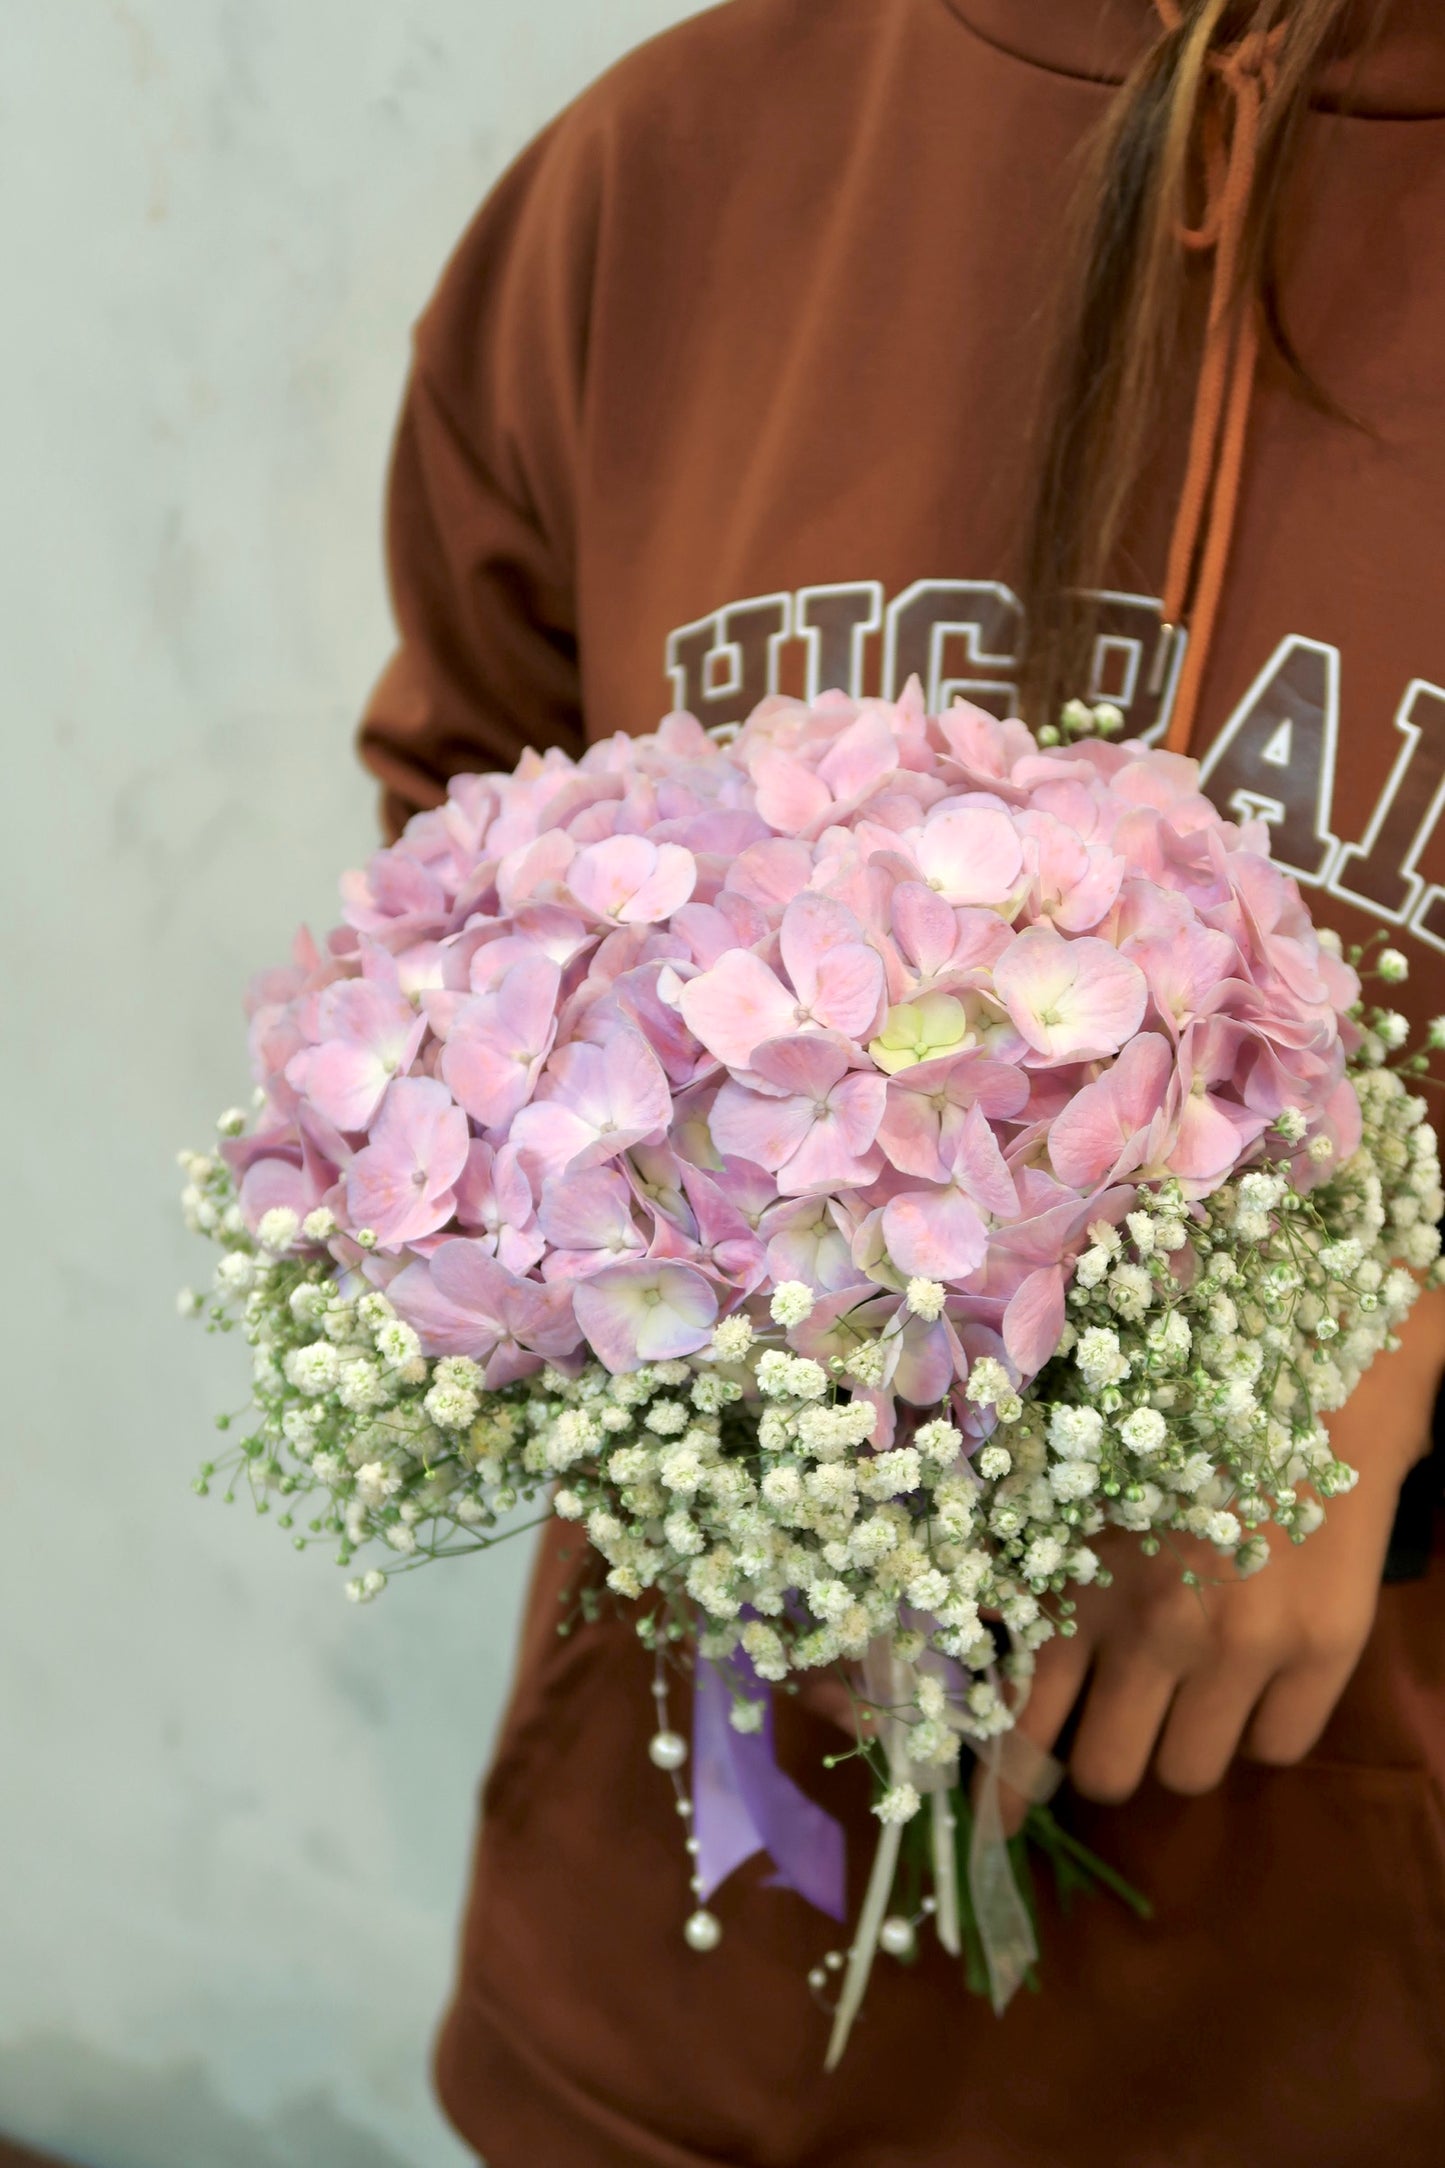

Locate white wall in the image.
[1,6,707,2163]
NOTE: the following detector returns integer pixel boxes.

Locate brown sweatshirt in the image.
[356,4,1445,2162]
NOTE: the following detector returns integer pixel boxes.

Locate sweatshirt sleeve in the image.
[357,113,601,841]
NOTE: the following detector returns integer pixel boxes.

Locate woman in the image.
[359,4,1445,2161]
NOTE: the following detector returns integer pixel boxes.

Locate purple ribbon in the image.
[691,1651,847,1922]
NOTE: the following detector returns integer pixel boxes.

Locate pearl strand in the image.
[806,1896,935,2000]
[649,1658,721,1954]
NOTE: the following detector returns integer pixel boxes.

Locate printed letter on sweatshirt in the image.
[666,594,792,728]
[795,582,884,701]
[1198,635,1341,884]
[1078,590,1183,745]
[1330,679,1445,941]
[883,580,1022,716]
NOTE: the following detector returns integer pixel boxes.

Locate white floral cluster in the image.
[180,1038,1441,1711]
[177,1146,554,1600]
[533,1340,1025,1746]
[983,1055,1442,1592]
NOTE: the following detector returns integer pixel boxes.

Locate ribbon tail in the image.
[825,1814,901,2073]
[930,1788,962,1959]
[691,1653,766,1899]
[693,1653,847,1922]
[968,1735,1039,2016]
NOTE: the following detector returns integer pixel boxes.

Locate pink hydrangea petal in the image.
[598,1027,675,1133]
[1168,1092,1255,1185]
[993,927,1147,1061]
[500,1278,584,1359]
[537,1168,642,1255]
[752,751,832,833]
[673,902,752,969]
[723,839,816,911]
[890,882,959,978]
[568,835,698,924]
[778,892,849,995]
[343,1078,468,1246]
[572,1262,718,1371]
[441,1013,538,1130]
[1003,1264,1066,1379]
[495,828,577,913]
[1049,846,1124,933]
[623,843,698,923]
[479,1341,545,1388]
[1129,926,1239,1032]
[890,1314,959,1406]
[315,977,406,1044]
[441,956,560,1128]
[947,1104,1019,1218]
[810,942,886,1042]
[828,1069,889,1157]
[567,835,658,918]
[506,1101,600,1183]
[876,1087,950,1182]
[882,1186,989,1280]
[494,954,564,1044]
[780,1107,878,1191]
[429,1238,512,1316]
[677,949,797,1068]
[708,1080,819,1171]
[531,1030,672,1147]
[1047,1034,1173,1190]
[497,1223,548,1275]
[1322,1075,1363,1161]
[816,712,897,801]
[388,1243,502,1358]
[238,1154,319,1237]
[613,962,712,1088]
[293,1041,394,1133]
[748,1034,851,1099]
[763,1198,858,1292]
[913,807,1024,906]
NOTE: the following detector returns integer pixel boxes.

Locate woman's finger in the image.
[1067,1646,1180,1805]
[1153,1652,1277,1795]
[980,1625,1095,1835]
[1245,1645,1360,1767]
[1014,1625,1096,1755]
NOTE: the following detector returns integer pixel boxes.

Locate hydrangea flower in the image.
[220,681,1379,1423]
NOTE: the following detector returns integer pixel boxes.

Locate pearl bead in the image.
[675,1799,693,1818]
[919,1895,937,1916]
[685,1838,700,1855]
[648,1730,689,1772]
[807,1967,828,1991]
[823,1950,844,1973]
[879,1915,916,1960]
[684,1909,722,1953]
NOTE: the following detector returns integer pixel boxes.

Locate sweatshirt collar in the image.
[940,1,1445,118]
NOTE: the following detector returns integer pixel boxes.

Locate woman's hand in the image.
[797,1291,1444,1819]
[1001,1284,1445,1824]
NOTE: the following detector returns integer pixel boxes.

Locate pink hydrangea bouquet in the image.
[179,683,1442,2058]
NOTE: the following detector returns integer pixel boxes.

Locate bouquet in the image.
[178,682,1443,2061]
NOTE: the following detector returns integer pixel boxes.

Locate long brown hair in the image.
[1018,0,1367,739]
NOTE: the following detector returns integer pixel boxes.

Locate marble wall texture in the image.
[2,5,704,2163]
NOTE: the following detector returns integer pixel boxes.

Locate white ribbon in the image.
[824,1640,1063,2068]
[825,1643,932,2070]
[929,1787,962,1959]
[963,1667,1064,2013]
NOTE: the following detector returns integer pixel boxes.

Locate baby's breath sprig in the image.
[1034,697,1127,750]
[180,1011,1442,1732]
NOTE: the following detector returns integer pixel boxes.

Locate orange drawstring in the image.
[1150,2,1286,754]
